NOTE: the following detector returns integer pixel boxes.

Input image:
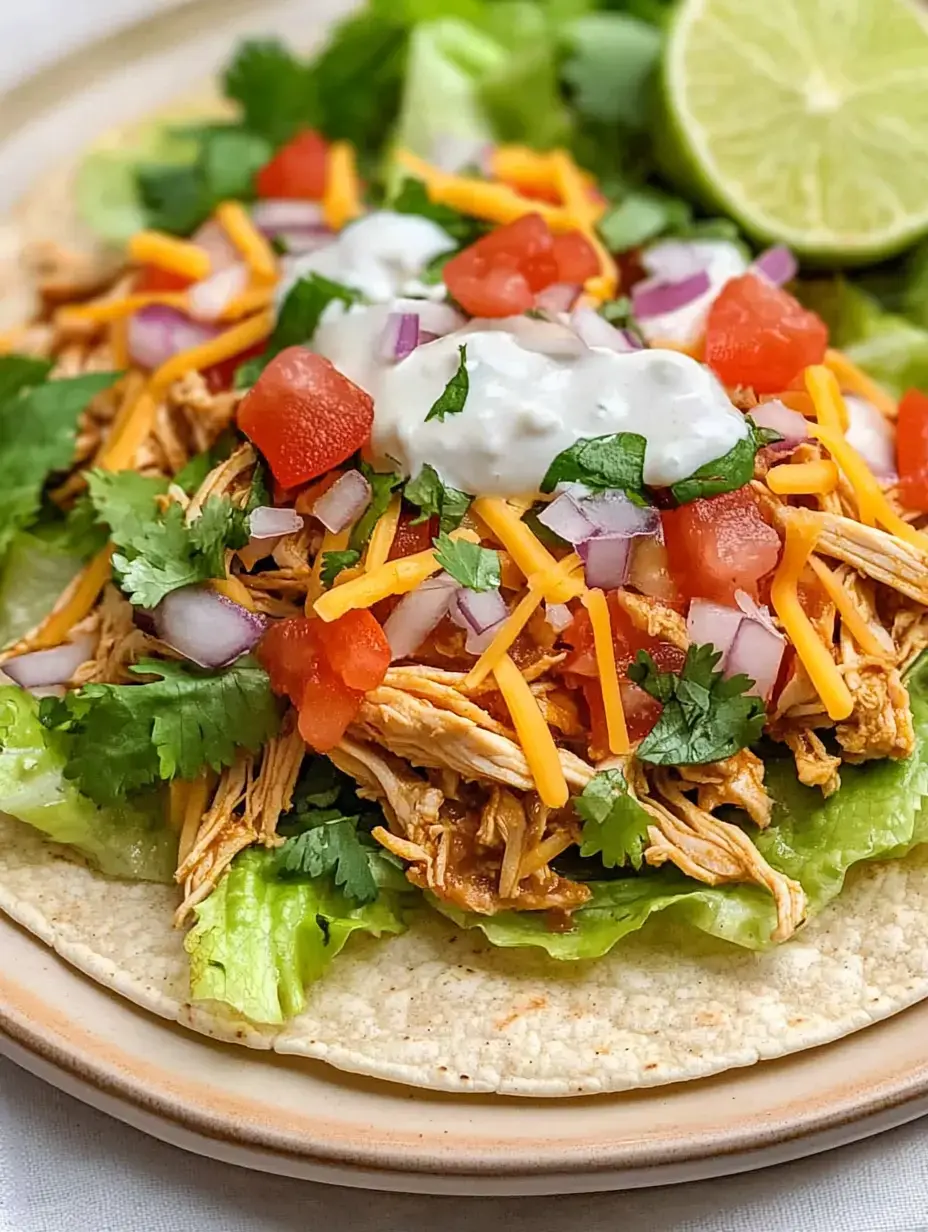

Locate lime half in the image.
[660,0,928,263]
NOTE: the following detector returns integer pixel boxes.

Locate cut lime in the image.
[659,0,928,263]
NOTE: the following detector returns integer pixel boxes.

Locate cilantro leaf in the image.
[349,462,402,552]
[598,189,692,252]
[670,418,767,504]
[222,40,319,146]
[562,13,662,129]
[0,369,121,559]
[291,757,344,809]
[275,815,378,905]
[235,274,363,387]
[39,656,280,805]
[628,643,766,766]
[433,533,500,592]
[425,345,469,422]
[0,355,52,404]
[321,549,361,588]
[404,464,471,532]
[575,768,651,871]
[392,179,484,245]
[540,432,647,496]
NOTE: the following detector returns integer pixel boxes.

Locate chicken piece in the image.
[614,589,688,650]
[70,585,163,685]
[25,238,123,305]
[780,728,842,796]
[643,772,806,942]
[677,749,773,828]
[383,666,513,735]
[797,510,928,606]
[186,443,256,519]
[271,526,315,573]
[167,371,241,456]
[353,685,595,792]
[329,737,444,843]
[891,607,928,674]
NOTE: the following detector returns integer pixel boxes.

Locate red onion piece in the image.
[454,587,508,634]
[631,270,711,320]
[312,471,373,534]
[379,312,421,362]
[248,507,304,540]
[408,299,467,338]
[188,262,249,322]
[384,574,458,661]
[642,240,707,282]
[251,199,326,233]
[127,306,220,371]
[750,400,810,444]
[753,245,798,287]
[191,219,238,272]
[544,602,574,633]
[579,535,632,590]
[734,590,782,639]
[535,283,581,315]
[582,491,660,538]
[464,618,507,655]
[3,634,96,690]
[570,306,638,352]
[153,586,267,668]
[537,493,597,545]
[275,228,338,255]
[845,394,897,479]
[725,616,785,701]
[685,598,745,659]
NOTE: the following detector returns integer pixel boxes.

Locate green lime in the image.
[659,0,928,263]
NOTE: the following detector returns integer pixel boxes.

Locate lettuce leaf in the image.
[0,532,82,649]
[0,686,175,882]
[186,847,408,1023]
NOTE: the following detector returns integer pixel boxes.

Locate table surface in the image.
[3,3,928,1230]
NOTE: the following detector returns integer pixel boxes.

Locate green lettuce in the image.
[185,847,408,1023]
[0,687,176,882]
[0,532,82,649]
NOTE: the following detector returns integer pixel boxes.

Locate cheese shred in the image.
[492,653,569,808]
[581,588,629,755]
[806,555,890,658]
[766,460,839,496]
[128,230,211,281]
[215,201,278,282]
[323,141,364,231]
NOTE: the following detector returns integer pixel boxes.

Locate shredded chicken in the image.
[614,589,688,650]
[69,585,165,685]
[780,728,842,796]
[676,749,773,828]
[186,442,256,519]
[798,510,928,606]
[24,238,123,306]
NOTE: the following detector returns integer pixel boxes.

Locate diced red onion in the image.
[251,199,327,233]
[406,300,467,338]
[752,245,798,287]
[570,306,639,352]
[274,228,338,255]
[248,506,304,540]
[579,535,632,590]
[631,270,711,320]
[191,219,238,271]
[734,590,783,640]
[454,587,508,634]
[726,616,786,701]
[642,240,708,282]
[188,262,249,322]
[544,602,574,633]
[845,394,897,479]
[127,306,220,370]
[464,618,507,655]
[485,315,587,358]
[418,330,439,345]
[153,586,267,668]
[582,491,660,538]
[751,400,810,444]
[311,471,373,534]
[686,598,745,659]
[29,684,67,699]
[384,574,458,661]
[535,283,581,315]
[379,312,421,362]
[537,493,597,545]
[3,634,96,690]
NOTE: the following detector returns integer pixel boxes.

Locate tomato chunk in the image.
[388,511,438,560]
[897,388,928,511]
[551,231,600,284]
[238,347,374,488]
[704,274,828,393]
[256,130,328,200]
[662,487,781,605]
[257,617,323,707]
[296,656,364,753]
[316,610,390,692]
[445,214,560,316]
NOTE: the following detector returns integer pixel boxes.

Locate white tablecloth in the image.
[4,3,928,1229]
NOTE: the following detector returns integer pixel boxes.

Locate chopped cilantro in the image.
[321,549,361,587]
[39,657,280,806]
[425,345,469,422]
[432,532,500,592]
[628,643,766,766]
[670,418,773,505]
[404,464,471,532]
[575,769,651,871]
[222,40,319,146]
[540,432,647,497]
[275,814,378,905]
[598,188,691,252]
[349,462,402,552]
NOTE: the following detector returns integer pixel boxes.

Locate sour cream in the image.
[313,310,748,495]
[277,211,456,305]
[637,240,749,347]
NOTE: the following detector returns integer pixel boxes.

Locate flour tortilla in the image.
[4,117,928,1098]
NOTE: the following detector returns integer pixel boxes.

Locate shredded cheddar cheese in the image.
[364,496,402,572]
[323,141,364,231]
[805,364,850,433]
[395,150,572,229]
[549,149,617,303]
[306,528,351,612]
[825,348,897,420]
[109,317,130,368]
[492,653,569,808]
[57,291,189,328]
[178,771,213,865]
[517,831,574,878]
[27,546,114,650]
[766,459,839,496]
[770,513,853,721]
[215,201,277,282]
[128,230,211,281]
[581,588,629,755]
[471,498,582,603]
[168,779,190,830]
[219,284,275,321]
[806,555,889,658]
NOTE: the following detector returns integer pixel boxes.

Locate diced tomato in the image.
[297,657,364,753]
[662,487,781,605]
[446,264,535,318]
[897,388,928,511]
[551,231,600,284]
[445,214,557,316]
[704,274,828,393]
[257,617,323,707]
[315,610,390,692]
[388,510,437,560]
[256,129,328,200]
[135,265,193,293]
[202,341,267,394]
[238,347,374,488]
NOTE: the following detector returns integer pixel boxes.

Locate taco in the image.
[4,0,928,1096]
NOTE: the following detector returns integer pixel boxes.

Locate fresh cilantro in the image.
[349,462,402,552]
[670,418,770,505]
[245,460,271,514]
[628,643,766,766]
[222,40,319,146]
[425,345,469,422]
[87,470,248,608]
[275,814,378,905]
[575,768,651,871]
[432,532,500,592]
[290,756,344,809]
[404,464,471,533]
[0,367,121,559]
[321,549,361,587]
[562,12,662,129]
[39,657,280,806]
[598,188,691,252]
[540,432,647,497]
[392,179,485,245]
[235,274,363,387]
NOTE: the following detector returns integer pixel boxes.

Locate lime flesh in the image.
[661,0,928,262]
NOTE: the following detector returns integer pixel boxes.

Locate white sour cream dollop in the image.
[277,211,456,305]
[637,240,749,347]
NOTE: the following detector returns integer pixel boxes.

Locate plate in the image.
[3,0,928,1195]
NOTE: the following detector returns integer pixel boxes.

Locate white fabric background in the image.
[3,3,928,1229]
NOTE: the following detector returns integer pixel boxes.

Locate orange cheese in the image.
[29,546,114,650]
[805,364,850,432]
[825,348,897,420]
[471,498,582,603]
[207,576,257,612]
[492,654,569,808]
[549,149,617,303]
[766,460,839,496]
[806,555,889,658]
[215,201,277,282]
[364,496,402,571]
[581,588,629,754]
[57,292,188,328]
[306,528,351,612]
[323,141,364,231]
[128,230,211,281]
